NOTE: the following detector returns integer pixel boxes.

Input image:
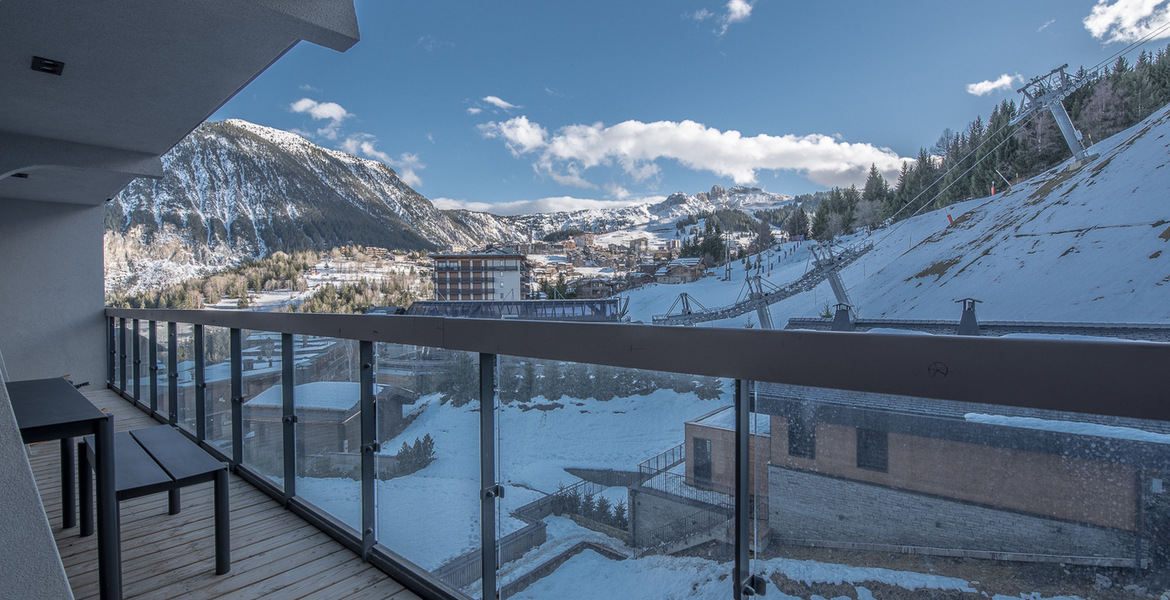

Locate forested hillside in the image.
[808,47,1170,241]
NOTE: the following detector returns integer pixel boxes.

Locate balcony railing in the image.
[104,308,1170,600]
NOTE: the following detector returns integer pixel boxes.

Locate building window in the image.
[787,416,815,459]
[693,437,712,487]
[857,428,888,472]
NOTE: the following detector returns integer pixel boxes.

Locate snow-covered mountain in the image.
[505,185,792,237]
[105,120,526,292]
[104,119,792,293]
[625,104,1170,326]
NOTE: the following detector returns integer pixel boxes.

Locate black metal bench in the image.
[80,424,230,575]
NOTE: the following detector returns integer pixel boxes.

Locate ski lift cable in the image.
[881,27,1169,235]
[876,108,1042,249]
[1089,20,1170,73]
[882,107,1035,228]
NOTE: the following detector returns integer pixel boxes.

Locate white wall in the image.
[0,198,105,385]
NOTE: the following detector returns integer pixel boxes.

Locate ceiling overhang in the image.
[0,0,359,206]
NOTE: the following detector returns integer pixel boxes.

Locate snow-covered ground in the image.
[290,386,731,571]
[623,105,1170,327]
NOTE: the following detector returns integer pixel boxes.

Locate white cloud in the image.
[299,84,321,92]
[689,8,714,20]
[417,35,452,52]
[340,134,425,188]
[483,95,520,110]
[467,107,483,115]
[480,116,910,190]
[432,196,643,216]
[477,116,549,156]
[720,0,754,34]
[725,0,753,23]
[1084,0,1170,43]
[1038,18,1056,32]
[289,98,351,139]
[966,74,1019,96]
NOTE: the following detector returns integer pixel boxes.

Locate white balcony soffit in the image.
[0,0,359,205]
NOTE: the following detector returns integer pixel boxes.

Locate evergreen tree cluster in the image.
[494,357,725,404]
[680,219,728,265]
[387,434,435,477]
[884,47,1170,225]
[674,209,758,233]
[551,485,629,531]
[109,250,317,309]
[541,228,584,243]
[292,271,421,314]
[810,47,1170,234]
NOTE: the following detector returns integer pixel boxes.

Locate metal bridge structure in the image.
[651,241,873,328]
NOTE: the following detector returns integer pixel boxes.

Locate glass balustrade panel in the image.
[175,323,197,433]
[496,356,734,600]
[240,330,284,485]
[203,325,233,453]
[373,345,481,597]
[293,335,362,533]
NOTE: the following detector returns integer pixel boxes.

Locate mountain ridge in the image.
[105,119,793,293]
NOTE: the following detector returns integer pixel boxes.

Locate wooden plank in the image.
[32,389,409,600]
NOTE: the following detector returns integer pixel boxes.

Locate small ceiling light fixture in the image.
[12,173,31,179]
[30,56,65,76]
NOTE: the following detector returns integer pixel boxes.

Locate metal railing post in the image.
[479,352,499,600]
[360,340,376,559]
[118,317,127,391]
[168,322,178,425]
[282,332,296,502]
[194,324,206,440]
[149,321,158,415]
[106,316,115,387]
[230,328,243,468]
[132,319,141,402]
[734,379,765,598]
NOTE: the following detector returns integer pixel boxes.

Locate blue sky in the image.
[212,0,1170,215]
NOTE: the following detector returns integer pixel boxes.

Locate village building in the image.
[431,249,527,301]
[654,258,706,284]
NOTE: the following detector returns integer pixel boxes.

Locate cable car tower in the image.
[1010,64,1098,163]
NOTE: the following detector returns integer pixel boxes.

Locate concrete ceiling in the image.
[0,0,358,205]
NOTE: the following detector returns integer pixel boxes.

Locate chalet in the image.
[571,278,615,299]
[655,258,706,284]
[243,381,415,475]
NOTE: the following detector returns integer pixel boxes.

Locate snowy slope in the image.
[624,105,1170,326]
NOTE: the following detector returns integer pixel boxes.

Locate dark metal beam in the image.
[167,321,178,425]
[194,324,206,440]
[360,340,376,559]
[230,328,243,468]
[148,321,158,415]
[103,309,1170,423]
[479,352,498,600]
[282,332,296,502]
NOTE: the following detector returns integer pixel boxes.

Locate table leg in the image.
[60,437,75,529]
[95,414,122,600]
[214,468,230,575]
[168,489,181,515]
[80,440,93,537]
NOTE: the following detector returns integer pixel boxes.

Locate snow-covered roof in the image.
[691,405,771,435]
[246,381,379,412]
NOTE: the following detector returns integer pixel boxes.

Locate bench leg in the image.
[80,440,93,537]
[168,489,180,515]
[213,468,230,574]
[61,437,76,529]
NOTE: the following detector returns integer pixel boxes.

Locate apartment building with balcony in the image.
[431,250,527,301]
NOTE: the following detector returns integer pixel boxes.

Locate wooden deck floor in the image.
[27,387,422,600]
